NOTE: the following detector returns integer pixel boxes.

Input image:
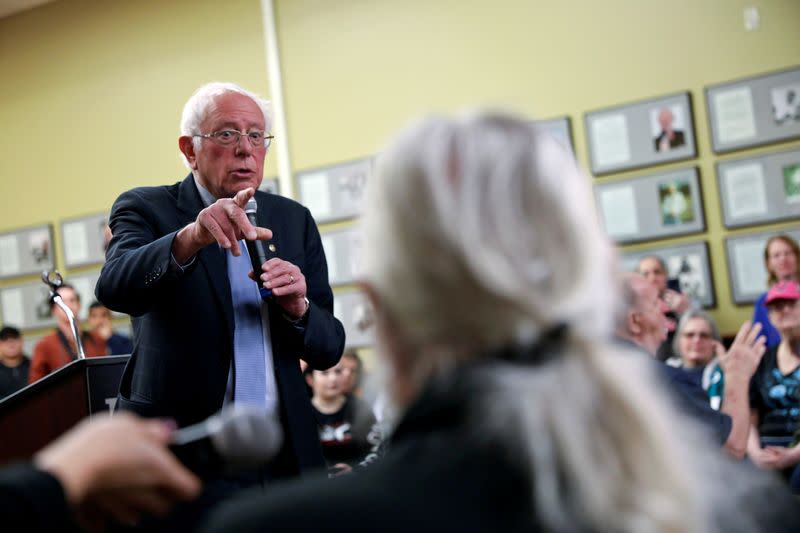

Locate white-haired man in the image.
[617,273,764,460]
[96,83,345,496]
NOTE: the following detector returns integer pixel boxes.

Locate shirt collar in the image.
[193,175,216,208]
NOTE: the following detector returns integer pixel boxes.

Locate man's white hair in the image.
[179,82,272,169]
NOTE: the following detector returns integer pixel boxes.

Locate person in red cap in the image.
[747,280,800,492]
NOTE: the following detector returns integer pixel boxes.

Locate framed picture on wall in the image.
[60,212,109,269]
[621,241,715,308]
[0,224,55,280]
[297,157,372,224]
[320,226,364,287]
[584,91,697,175]
[68,270,125,319]
[725,228,800,305]
[716,148,800,228]
[593,166,705,244]
[0,280,56,330]
[332,290,374,348]
[258,177,281,196]
[705,66,800,153]
[534,116,575,156]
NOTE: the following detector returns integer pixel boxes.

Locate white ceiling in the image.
[0,0,56,19]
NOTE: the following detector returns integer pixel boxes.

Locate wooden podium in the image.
[0,355,129,465]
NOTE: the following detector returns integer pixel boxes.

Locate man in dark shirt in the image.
[616,273,764,459]
[0,326,30,399]
[87,301,133,355]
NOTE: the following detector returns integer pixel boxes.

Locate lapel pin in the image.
[268,244,277,252]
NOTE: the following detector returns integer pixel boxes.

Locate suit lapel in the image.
[176,174,234,339]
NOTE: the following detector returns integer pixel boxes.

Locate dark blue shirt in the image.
[106,333,133,355]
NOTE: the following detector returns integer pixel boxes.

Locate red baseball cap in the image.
[765,280,800,305]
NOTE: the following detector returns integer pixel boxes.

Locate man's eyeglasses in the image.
[194,129,274,149]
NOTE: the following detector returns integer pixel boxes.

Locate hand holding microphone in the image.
[245,197,309,320]
[245,198,273,299]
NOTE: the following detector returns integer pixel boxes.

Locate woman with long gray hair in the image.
[206,112,798,532]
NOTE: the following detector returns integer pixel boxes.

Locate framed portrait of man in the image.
[585,92,697,175]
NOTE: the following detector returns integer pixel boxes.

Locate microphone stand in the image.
[42,271,85,360]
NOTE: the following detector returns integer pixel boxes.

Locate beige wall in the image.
[0,0,798,337]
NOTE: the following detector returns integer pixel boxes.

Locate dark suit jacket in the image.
[0,463,77,531]
[96,174,345,474]
[653,129,685,151]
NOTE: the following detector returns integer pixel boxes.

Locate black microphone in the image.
[244,198,272,298]
[170,406,283,478]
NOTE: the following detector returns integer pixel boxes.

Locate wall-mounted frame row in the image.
[583,66,800,176]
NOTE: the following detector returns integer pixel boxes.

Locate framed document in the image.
[594,167,705,244]
[60,213,109,269]
[333,290,374,348]
[0,281,56,330]
[258,177,280,196]
[716,148,800,228]
[297,157,372,224]
[706,66,800,153]
[0,224,54,280]
[68,270,125,319]
[585,92,697,175]
[320,226,364,287]
[621,241,715,308]
[725,228,800,304]
[535,116,575,155]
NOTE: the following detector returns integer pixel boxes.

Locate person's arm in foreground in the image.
[0,413,201,531]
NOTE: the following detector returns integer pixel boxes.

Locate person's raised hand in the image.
[662,288,690,315]
[716,321,765,384]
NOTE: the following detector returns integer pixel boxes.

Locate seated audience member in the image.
[339,350,363,398]
[0,413,200,529]
[305,361,376,475]
[87,301,133,355]
[0,326,30,399]
[669,309,726,410]
[29,285,107,383]
[205,112,797,532]
[747,280,800,491]
[752,235,799,349]
[617,273,764,458]
[636,255,694,361]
